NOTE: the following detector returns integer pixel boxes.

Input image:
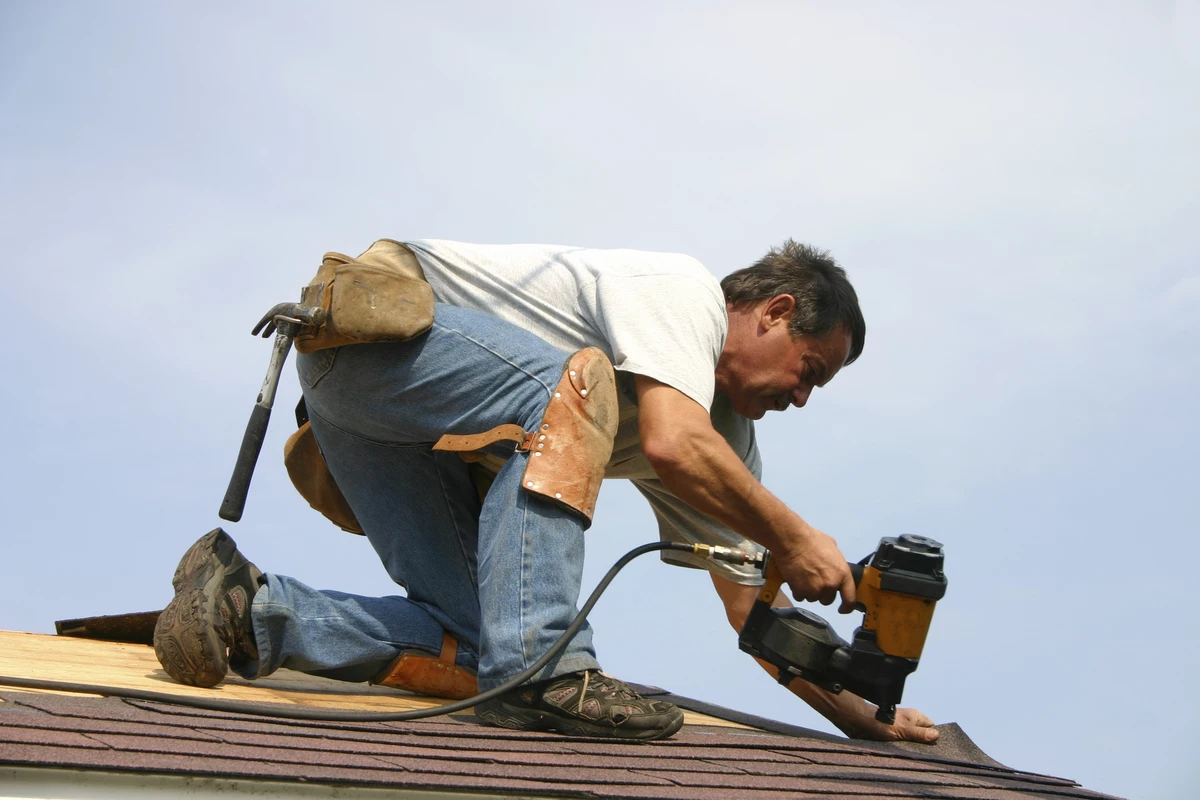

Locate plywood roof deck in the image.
[0,630,746,726]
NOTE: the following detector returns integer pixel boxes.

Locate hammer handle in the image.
[219,403,271,522]
[217,326,296,523]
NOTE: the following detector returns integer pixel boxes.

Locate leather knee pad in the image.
[519,347,618,526]
[433,347,618,527]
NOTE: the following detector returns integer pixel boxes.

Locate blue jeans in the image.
[237,304,600,689]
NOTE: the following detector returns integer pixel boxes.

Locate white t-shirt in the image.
[405,239,765,583]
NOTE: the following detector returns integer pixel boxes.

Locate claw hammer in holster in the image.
[218,302,326,522]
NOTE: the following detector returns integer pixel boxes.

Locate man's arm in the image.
[634,376,855,609]
[710,574,939,743]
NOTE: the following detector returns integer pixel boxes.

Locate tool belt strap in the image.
[439,632,457,663]
[433,424,536,461]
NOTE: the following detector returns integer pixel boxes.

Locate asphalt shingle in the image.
[0,689,1122,799]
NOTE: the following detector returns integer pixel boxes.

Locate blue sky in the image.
[2,3,1197,798]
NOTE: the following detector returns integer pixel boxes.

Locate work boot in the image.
[475,670,684,741]
[153,528,263,688]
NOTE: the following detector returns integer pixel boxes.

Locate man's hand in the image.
[770,523,857,613]
[835,705,940,744]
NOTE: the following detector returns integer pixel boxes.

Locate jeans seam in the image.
[433,454,481,595]
[517,484,532,672]
[306,405,434,449]
[433,320,560,396]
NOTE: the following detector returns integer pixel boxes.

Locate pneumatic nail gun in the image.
[738,535,948,724]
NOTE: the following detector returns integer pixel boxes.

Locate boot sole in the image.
[154,529,256,688]
[153,587,228,687]
[475,697,684,741]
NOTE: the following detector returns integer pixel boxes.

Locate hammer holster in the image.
[283,420,363,534]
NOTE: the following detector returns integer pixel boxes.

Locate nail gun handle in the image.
[758,557,865,605]
[219,404,271,522]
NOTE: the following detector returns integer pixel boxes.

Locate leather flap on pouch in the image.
[330,263,434,343]
[294,241,434,354]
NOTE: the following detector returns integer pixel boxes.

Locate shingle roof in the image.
[0,630,1122,799]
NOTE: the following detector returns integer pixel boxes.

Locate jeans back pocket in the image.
[297,347,338,389]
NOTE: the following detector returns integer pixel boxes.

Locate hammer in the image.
[218,302,326,522]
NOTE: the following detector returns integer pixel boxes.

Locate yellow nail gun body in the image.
[738,535,947,724]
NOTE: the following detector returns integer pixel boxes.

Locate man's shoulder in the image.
[412,239,716,284]
[581,247,715,284]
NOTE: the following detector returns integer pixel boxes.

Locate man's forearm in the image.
[636,383,799,553]
[635,375,855,607]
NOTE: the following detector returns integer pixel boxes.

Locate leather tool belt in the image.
[282,242,618,532]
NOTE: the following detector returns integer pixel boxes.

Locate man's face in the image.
[717,298,852,421]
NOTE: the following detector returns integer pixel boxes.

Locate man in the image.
[154,239,938,743]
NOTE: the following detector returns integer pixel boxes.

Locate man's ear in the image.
[761,294,796,329]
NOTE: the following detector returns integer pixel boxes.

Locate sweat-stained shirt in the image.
[405,239,765,584]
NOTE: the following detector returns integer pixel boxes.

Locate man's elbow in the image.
[640,431,695,481]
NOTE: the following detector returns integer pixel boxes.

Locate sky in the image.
[1,2,1197,798]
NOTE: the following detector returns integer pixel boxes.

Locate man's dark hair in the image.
[720,239,865,365]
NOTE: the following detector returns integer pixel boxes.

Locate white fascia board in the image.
[0,766,558,800]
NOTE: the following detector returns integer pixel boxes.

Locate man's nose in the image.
[791,386,812,408]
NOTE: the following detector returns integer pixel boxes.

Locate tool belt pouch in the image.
[294,239,435,354]
[283,421,364,534]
